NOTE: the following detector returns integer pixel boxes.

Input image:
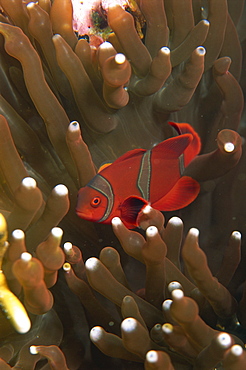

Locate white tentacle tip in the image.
[111,217,122,226]
[224,142,235,153]
[146,350,158,363]
[53,184,68,196]
[30,346,38,355]
[69,121,80,132]
[146,226,158,237]
[189,228,199,238]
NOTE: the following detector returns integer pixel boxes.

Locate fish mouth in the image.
[76,208,93,220]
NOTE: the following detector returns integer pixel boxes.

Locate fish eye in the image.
[91,196,101,207]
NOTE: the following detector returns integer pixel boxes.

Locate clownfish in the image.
[76,122,201,229]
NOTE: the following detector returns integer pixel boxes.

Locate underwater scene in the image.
[0,0,245,369]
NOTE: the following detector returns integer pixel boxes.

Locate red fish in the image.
[76,122,201,229]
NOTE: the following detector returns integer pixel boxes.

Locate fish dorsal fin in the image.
[113,148,146,165]
[169,122,201,165]
[152,176,200,211]
[120,196,148,226]
[98,162,112,172]
[152,134,192,159]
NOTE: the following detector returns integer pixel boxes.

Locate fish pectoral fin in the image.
[152,176,200,211]
[120,196,148,226]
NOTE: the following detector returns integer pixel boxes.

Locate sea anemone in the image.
[0,0,245,369]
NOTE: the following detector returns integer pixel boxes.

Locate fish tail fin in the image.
[169,122,201,165]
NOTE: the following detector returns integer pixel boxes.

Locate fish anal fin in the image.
[120,196,148,227]
[152,176,200,211]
